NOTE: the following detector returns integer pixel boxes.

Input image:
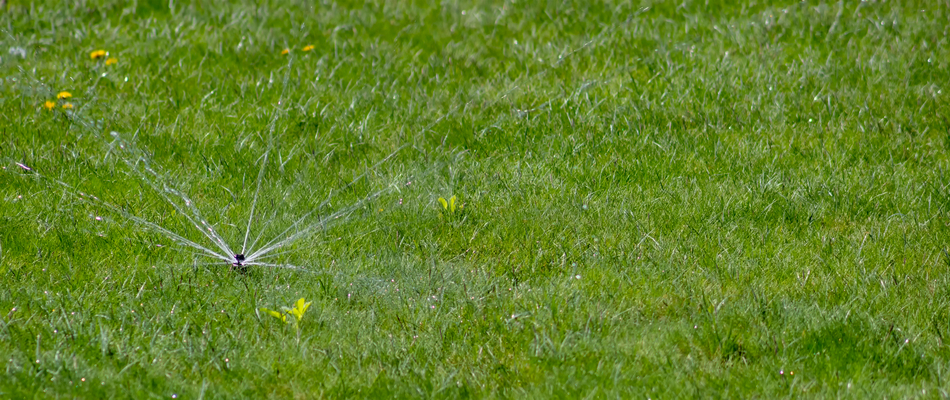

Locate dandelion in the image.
[43,100,56,110]
[62,103,74,110]
[105,57,118,66]
[302,45,314,52]
[57,91,72,100]
[89,50,107,60]
[280,48,290,55]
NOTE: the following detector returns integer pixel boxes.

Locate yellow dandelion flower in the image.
[43,100,56,110]
[57,91,72,100]
[90,50,108,59]
[105,57,118,66]
[302,45,314,52]
[62,103,74,110]
[280,48,290,55]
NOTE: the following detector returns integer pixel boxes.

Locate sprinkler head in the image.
[233,254,246,266]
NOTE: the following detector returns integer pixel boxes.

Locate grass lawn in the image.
[2,0,950,397]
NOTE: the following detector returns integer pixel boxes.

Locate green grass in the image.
[2,0,950,397]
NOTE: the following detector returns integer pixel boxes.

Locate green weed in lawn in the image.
[260,297,312,343]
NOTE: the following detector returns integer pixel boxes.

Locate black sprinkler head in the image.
[233,254,246,266]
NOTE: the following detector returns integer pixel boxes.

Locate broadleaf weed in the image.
[260,298,312,343]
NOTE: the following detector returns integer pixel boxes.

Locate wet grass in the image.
[2,0,950,397]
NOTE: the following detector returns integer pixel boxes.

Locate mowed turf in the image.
[2,0,950,397]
